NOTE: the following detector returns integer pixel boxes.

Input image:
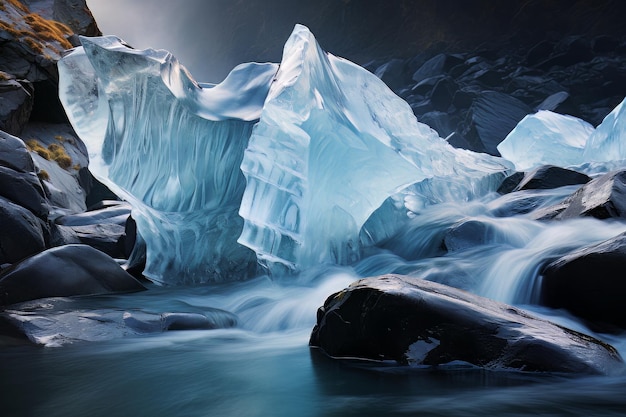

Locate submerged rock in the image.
[541,232,626,330]
[0,244,146,305]
[310,275,622,374]
[0,299,237,346]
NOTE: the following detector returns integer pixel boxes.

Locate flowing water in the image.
[2,187,626,416]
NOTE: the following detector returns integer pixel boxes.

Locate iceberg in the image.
[59,25,510,284]
[497,110,595,171]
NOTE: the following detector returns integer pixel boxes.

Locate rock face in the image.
[310,275,623,374]
[0,73,34,136]
[541,232,626,330]
[0,244,146,305]
[534,170,626,220]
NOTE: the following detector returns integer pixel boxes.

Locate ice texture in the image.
[497,110,595,171]
[238,25,510,272]
[59,36,278,284]
[59,25,511,283]
[583,98,626,162]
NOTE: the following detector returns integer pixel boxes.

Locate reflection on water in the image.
[2,187,626,416]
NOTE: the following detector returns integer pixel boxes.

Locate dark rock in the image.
[430,77,458,111]
[538,36,594,69]
[0,75,34,136]
[497,171,525,194]
[526,40,554,66]
[464,91,531,156]
[61,223,127,258]
[536,170,626,221]
[310,275,622,374]
[0,244,146,305]
[53,203,132,257]
[443,219,491,252]
[536,91,570,111]
[0,130,36,173]
[512,165,590,192]
[593,35,619,55]
[0,165,49,218]
[52,0,102,37]
[374,59,408,91]
[0,196,47,265]
[55,203,131,226]
[411,75,444,96]
[412,53,464,83]
[541,232,626,330]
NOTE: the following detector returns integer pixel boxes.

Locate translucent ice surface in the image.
[583,97,626,162]
[59,36,278,284]
[497,110,595,171]
[59,25,511,283]
[238,25,510,272]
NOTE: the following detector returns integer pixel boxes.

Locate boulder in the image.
[0,244,146,305]
[0,196,47,264]
[0,165,49,218]
[463,91,531,155]
[511,165,590,192]
[541,232,626,330]
[0,130,36,172]
[0,301,238,346]
[310,275,622,374]
[534,170,626,220]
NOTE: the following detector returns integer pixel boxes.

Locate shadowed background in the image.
[86,0,626,83]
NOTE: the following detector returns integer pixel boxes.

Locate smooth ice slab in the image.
[59,36,278,284]
[238,25,510,272]
[497,110,595,171]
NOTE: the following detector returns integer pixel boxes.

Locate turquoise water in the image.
[3,190,626,416]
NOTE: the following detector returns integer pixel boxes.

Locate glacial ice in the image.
[59,36,278,284]
[583,97,626,162]
[59,25,511,284]
[497,110,595,171]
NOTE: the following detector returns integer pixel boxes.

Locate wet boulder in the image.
[0,130,36,174]
[0,165,49,218]
[534,170,626,220]
[541,232,626,330]
[0,196,47,265]
[510,165,590,192]
[0,244,146,305]
[310,275,622,374]
[54,202,133,258]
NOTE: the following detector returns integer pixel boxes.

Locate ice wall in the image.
[59,26,511,283]
[238,25,511,272]
[59,36,278,284]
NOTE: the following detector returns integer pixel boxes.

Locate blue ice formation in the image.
[59,25,510,284]
[498,98,626,172]
[59,36,277,284]
[583,98,626,162]
[497,110,595,171]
